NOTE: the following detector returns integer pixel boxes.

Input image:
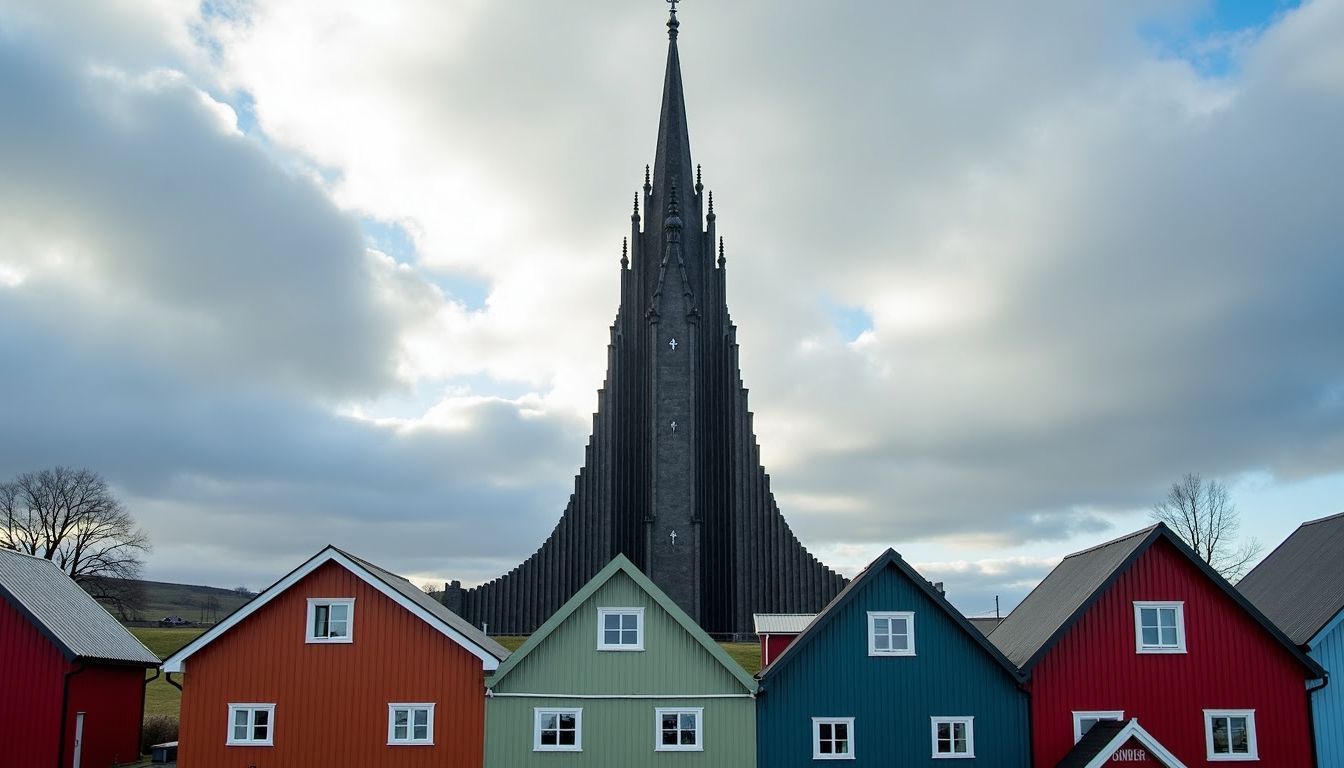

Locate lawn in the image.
[132,627,204,717]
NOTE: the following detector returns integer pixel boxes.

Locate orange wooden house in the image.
[163,546,508,767]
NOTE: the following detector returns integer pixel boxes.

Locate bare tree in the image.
[1,467,151,610]
[1151,473,1262,581]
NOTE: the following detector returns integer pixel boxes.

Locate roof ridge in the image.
[1302,510,1344,526]
[1062,524,1158,560]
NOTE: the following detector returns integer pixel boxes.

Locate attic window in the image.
[307,598,355,643]
[1133,602,1185,653]
[597,607,644,651]
[868,611,915,656]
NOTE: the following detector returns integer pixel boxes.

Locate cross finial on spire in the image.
[667,0,680,38]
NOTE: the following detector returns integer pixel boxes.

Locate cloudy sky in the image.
[1,0,1341,617]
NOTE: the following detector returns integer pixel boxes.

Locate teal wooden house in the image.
[484,555,758,767]
[756,549,1029,766]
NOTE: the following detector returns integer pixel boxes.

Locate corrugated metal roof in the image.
[0,548,159,665]
[339,549,510,660]
[752,613,816,634]
[1238,511,1344,646]
[988,527,1155,670]
[1056,720,1128,768]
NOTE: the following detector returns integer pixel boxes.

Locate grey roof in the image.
[989,526,1154,670]
[1238,511,1344,646]
[0,548,159,666]
[967,617,1003,635]
[338,548,509,661]
[752,613,816,634]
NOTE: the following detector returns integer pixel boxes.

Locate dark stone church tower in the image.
[444,7,846,638]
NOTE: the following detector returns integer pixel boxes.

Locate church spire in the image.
[652,0,695,237]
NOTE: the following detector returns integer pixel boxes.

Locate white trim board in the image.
[486,691,753,699]
[1079,719,1187,768]
[163,546,501,672]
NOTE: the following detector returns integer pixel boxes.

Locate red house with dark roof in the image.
[989,523,1323,767]
[0,547,161,768]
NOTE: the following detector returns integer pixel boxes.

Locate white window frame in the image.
[930,716,975,758]
[654,707,704,752]
[1205,709,1258,761]
[867,611,915,656]
[306,597,355,644]
[812,716,856,760]
[1133,601,1186,654]
[226,703,275,746]
[387,703,435,746]
[596,607,645,651]
[534,707,583,752]
[1072,711,1125,743]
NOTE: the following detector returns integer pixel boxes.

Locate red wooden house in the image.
[0,547,161,768]
[989,524,1323,767]
[752,612,815,668]
[163,546,508,767]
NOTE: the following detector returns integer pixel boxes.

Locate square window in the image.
[596,607,644,650]
[307,598,355,643]
[868,611,915,656]
[1072,711,1124,743]
[1133,602,1185,653]
[226,704,275,746]
[535,708,582,752]
[931,717,974,759]
[388,703,434,745]
[813,717,855,760]
[655,708,703,751]
[1205,710,1257,761]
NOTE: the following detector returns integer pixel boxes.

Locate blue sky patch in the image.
[1138,0,1300,77]
[821,297,874,342]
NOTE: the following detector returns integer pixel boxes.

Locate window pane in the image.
[662,729,677,745]
[622,628,638,644]
[662,714,678,729]
[558,729,576,746]
[1142,626,1159,645]
[937,722,950,740]
[233,724,247,741]
[680,713,696,730]
[604,629,621,645]
[874,633,890,650]
[559,714,576,729]
[395,723,408,740]
[1158,607,1175,628]
[413,723,428,740]
[540,714,557,731]
[820,723,833,740]
[1160,626,1176,645]
[314,605,329,636]
[1230,717,1248,752]
[540,730,557,746]
[254,710,268,727]
[681,729,696,745]
[622,613,637,630]
[605,614,620,630]
[835,723,848,740]
[893,634,909,650]
[1212,718,1229,753]
[394,710,408,727]
[893,617,907,634]
[234,710,249,727]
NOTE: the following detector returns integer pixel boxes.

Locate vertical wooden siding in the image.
[486,572,757,766]
[1310,621,1344,766]
[65,664,147,768]
[178,561,488,768]
[1029,538,1314,767]
[0,595,64,767]
[757,565,1030,767]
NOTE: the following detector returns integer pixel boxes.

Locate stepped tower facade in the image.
[444,7,846,638]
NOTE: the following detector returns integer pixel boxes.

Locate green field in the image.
[136,580,253,623]
[132,627,202,717]
[129,628,761,720]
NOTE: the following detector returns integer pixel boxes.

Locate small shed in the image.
[1238,510,1344,765]
[756,548,1030,766]
[752,613,815,668]
[0,548,161,768]
[1056,719,1186,768]
[484,555,759,767]
[990,523,1323,767]
[163,545,508,768]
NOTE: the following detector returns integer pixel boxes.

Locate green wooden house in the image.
[484,555,758,767]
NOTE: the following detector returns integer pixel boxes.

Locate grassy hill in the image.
[136,579,253,622]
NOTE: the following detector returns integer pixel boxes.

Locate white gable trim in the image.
[1082,719,1187,768]
[162,547,499,672]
